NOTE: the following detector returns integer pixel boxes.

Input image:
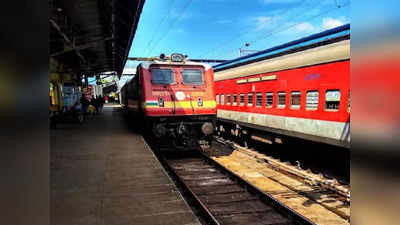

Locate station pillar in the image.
[84,75,89,87]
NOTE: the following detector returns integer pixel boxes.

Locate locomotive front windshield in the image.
[182,69,203,85]
[152,69,174,84]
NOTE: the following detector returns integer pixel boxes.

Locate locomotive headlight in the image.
[197,97,203,107]
[158,97,164,107]
[175,91,185,101]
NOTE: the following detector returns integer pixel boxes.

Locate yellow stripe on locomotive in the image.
[143,100,216,109]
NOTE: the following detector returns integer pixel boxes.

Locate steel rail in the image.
[156,149,317,225]
[195,151,317,225]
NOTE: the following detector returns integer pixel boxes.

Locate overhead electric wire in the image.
[212,2,350,59]
[246,0,325,47]
[198,0,310,58]
[334,0,342,8]
[144,0,176,55]
[147,0,193,56]
[248,1,350,46]
[208,0,324,58]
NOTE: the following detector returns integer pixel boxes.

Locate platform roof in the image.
[50,0,145,76]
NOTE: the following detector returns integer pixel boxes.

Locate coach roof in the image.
[213,24,350,72]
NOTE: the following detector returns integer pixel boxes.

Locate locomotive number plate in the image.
[152,91,170,96]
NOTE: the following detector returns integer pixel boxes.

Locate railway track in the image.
[143,128,349,225]
[212,136,350,203]
[159,151,316,225]
[198,136,350,223]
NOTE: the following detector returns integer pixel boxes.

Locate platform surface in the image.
[51,104,200,225]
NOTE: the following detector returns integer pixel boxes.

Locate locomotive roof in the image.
[140,60,212,70]
[213,24,350,72]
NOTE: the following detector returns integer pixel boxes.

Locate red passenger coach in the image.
[213,24,350,148]
[121,53,216,147]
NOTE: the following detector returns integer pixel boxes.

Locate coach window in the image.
[265,92,273,108]
[233,94,237,106]
[221,94,225,105]
[151,69,174,84]
[256,93,262,107]
[216,94,219,105]
[239,94,244,106]
[277,92,286,108]
[182,69,203,85]
[291,91,301,109]
[227,94,231,105]
[306,91,319,110]
[325,90,341,111]
[247,93,253,106]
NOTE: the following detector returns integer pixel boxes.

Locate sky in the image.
[123,0,350,76]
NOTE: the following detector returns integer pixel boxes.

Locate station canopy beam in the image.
[50,0,145,77]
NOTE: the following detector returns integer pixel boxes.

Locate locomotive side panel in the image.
[124,73,140,114]
[120,84,127,107]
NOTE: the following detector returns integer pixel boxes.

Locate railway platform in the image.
[51,104,200,225]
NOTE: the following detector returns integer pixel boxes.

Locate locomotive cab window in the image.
[233,94,237,106]
[265,92,273,108]
[256,93,262,107]
[277,92,286,108]
[216,94,219,105]
[227,94,231,105]
[247,93,253,106]
[290,91,301,109]
[325,90,341,111]
[239,94,244,106]
[151,69,174,84]
[221,94,225,105]
[182,69,203,85]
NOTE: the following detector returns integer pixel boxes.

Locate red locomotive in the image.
[121,53,216,147]
[213,24,350,148]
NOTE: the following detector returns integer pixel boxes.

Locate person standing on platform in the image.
[101,95,105,109]
[90,96,98,115]
[98,95,104,113]
[95,95,101,114]
[80,96,89,115]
